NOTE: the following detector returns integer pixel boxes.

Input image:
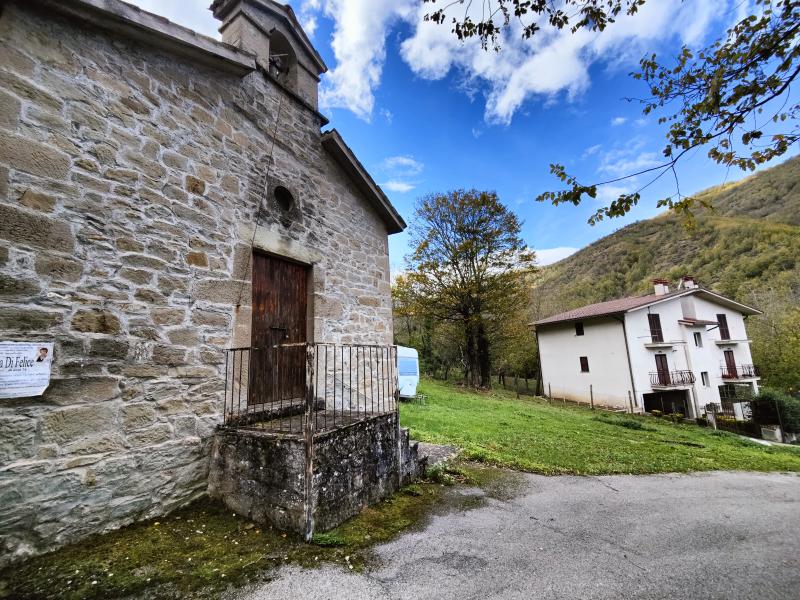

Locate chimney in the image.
[681,275,698,289]
[653,278,670,296]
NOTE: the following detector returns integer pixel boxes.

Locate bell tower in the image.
[211,0,327,108]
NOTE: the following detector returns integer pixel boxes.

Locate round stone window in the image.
[274,185,294,212]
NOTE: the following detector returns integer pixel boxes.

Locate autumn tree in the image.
[424,0,800,223]
[403,190,536,388]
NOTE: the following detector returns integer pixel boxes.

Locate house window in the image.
[575,322,584,336]
[579,356,589,372]
[693,332,703,347]
[648,313,663,342]
[701,371,710,387]
[717,314,730,340]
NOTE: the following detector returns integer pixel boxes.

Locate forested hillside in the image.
[534,156,800,393]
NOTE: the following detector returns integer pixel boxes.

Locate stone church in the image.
[0,0,407,564]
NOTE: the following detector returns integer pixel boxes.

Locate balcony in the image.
[644,328,674,348]
[721,364,760,380]
[649,370,696,388]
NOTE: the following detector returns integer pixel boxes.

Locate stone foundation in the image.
[207,414,423,537]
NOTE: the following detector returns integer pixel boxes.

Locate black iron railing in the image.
[721,364,759,379]
[223,343,398,434]
[649,370,695,387]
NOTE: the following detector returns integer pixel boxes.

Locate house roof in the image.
[534,287,761,327]
[321,129,407,234]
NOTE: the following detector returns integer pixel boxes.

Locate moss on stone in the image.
[1,465,508,599]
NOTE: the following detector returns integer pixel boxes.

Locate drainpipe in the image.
[681,338,701,419]
[616,315,638,411]
[533,326,543,396]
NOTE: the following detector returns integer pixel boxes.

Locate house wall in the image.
[0,2,393,565]
[625,294,758,415]
[537,317,631,409]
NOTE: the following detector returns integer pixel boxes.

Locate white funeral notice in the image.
[0,341,54,398]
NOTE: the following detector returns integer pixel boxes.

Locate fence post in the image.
[394,346,403,490]
[774,396,786,443]
[628,390,634,414]
[303,343,316,542]
[590,385,594,410]
[514,374,519,398]
[548,383,552,399]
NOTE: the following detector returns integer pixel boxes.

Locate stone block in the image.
[0,132,70,179]
[71,309,121,334]
[191,308,230,328]
[162,151,188,170]
[127,423,173,447]
[193,278,250,305]
[0,204,74,252]
[185,251,208,267]
[167,327,200,347]
[185,175,205,195]
[0,307,62,332]
[0,89,21,130]
[62,433,124,455]
[152,344,186,366]
[43,377,121,406]
[35,254,83,282]
[88,338,129,359]
[150,307,185,326]
[41,404,116,444]
[119,268,152,285]
[18,189,56,213]
[116,237,144,253]
[0,273,40,298]
[0,415,36,463]
[121,403,156,430]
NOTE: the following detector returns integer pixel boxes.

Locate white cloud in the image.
[382,180,416,193]
[126,0,220,38]
[127,0,725,125]
[397,0,723,124]
[582,144,602,159]
[379,108,394,124]
[611,116,627,126]
[317,0,415,120]
[382,155,423,175]
[536,247,579,265]
[378,154,424,193]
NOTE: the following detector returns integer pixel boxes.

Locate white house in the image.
[534,277,762,418]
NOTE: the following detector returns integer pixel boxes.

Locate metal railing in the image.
[649,328,664,343]
[223,343,398,434]
[721,364,759,379]
[649,370,696,387]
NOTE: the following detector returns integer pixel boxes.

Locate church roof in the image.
[321,130,407,234]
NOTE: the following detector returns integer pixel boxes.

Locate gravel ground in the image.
[230,471,800,600]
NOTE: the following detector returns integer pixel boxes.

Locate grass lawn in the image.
[401,379,800,475]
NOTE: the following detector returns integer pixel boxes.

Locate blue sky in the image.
[130,1,797,270]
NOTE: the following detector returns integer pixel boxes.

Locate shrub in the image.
[696,416,709,427]
[667,412,685,423]
[752,388,800,434]
[650,410,662,418]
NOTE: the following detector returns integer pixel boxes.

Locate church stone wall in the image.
[0,2,393,565]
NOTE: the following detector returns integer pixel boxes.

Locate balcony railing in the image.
[223,343,398,433]
[649,328,664,343]
[721,364,760,379]
[649,370,696,387]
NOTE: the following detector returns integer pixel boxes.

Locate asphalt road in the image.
[232,471,800,599]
